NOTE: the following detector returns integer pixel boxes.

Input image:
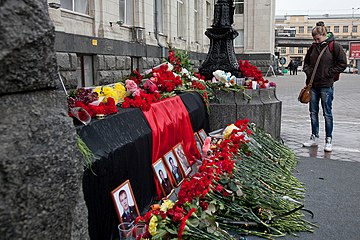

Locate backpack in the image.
[308,41,340,81]
[308,41,334,53]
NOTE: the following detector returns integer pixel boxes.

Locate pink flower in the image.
[269,82,276,87]
[150,76,158,83]
[132,89,141,97]
[125,79,138,92]
[144,79,158,93]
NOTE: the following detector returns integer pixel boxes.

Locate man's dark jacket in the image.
[121,205,137,223]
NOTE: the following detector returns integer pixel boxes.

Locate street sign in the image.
[279,57,286,65]
[349,41,360,59]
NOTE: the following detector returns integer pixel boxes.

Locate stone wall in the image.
[96,55,132,85]
[209,88,282,140]
[0,1,88,239]
[54,32,274,89]
[57,52,78,89]
[237,53,276,75]
[57,53,165,89]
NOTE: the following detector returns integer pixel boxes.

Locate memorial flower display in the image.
[93,83,126,104]
[134,119,315,239]
[165,47,214,112]
[239,60,272,89]
[67,88,118,119]
[116,47,214,113]
[167,47,192,74]
[67,47,276,121]
[121,64,182,111]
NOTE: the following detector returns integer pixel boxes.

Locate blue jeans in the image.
[309,87,334,138]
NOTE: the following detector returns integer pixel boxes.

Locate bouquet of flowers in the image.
[134,119,315,239]
[164,47,214,112]
[121,65,182,111]
[67,88,118,120]
[93,83,127,104]
[239,60,275,89]
[167,46,193,74]
[67,47,280,120]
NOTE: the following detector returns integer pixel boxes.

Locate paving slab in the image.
[245,73,360,239]
[244,156,360,240]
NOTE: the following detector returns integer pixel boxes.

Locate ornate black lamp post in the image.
[199,0,241,79]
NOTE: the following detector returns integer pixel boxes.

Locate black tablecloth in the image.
[179,92,210,133]
[77,92,209,240]
[78,108,154,240]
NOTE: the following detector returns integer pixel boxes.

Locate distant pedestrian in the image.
[293,61,298,75]
[288,60,294,75]
[302,21,347,152]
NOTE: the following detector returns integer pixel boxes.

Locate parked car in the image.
[343,66,358,74]
[297,65,303,72]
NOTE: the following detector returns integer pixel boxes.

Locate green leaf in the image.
[219,202,225,210]
[236,188,244,197]
[214,231,220,237]
[229,182,238,192]
[190,203,199,210]
[188,218,200,228]
[201,210,208,220]
[207,225,216,234]
[209,200,217,205]
[206,215,216,227]
[165,226,178,235]
[152,228,168,240]
[205,203,216,214]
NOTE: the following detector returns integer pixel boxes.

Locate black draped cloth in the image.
[179,92,210,133]
[77,93,208,240]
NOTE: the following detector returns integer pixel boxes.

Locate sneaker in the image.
[324,137,332,152]
[303,134,319,147]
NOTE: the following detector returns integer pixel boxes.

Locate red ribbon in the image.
[143,96,200,199]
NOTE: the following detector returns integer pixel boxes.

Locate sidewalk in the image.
[246,156,360,240]
[269,72,360,162]
[288,156,360,239]
[251,73,360,239]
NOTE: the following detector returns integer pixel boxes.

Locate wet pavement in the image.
[267,72,360,162]
[245,72,360,240]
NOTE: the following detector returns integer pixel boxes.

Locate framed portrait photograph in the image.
[194,132,203,154]
[173,143,192,176]
[152,158,174,198]
[111,180,140,224]
[163,150,184,186]
[198,129,208,144]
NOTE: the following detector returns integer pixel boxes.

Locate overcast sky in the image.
[276,0,360,15]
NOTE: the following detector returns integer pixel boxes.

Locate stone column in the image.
[0,1,88,239]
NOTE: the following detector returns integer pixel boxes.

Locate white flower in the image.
[144,69,153,75]
[166,62,174,71]
[181,68,190,76]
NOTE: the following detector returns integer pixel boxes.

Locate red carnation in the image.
[173,212,183,222]
[215,184,223,192]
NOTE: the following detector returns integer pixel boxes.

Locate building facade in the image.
[48,0,275,88]
[234,0,275,55]
[275,14,360,68]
